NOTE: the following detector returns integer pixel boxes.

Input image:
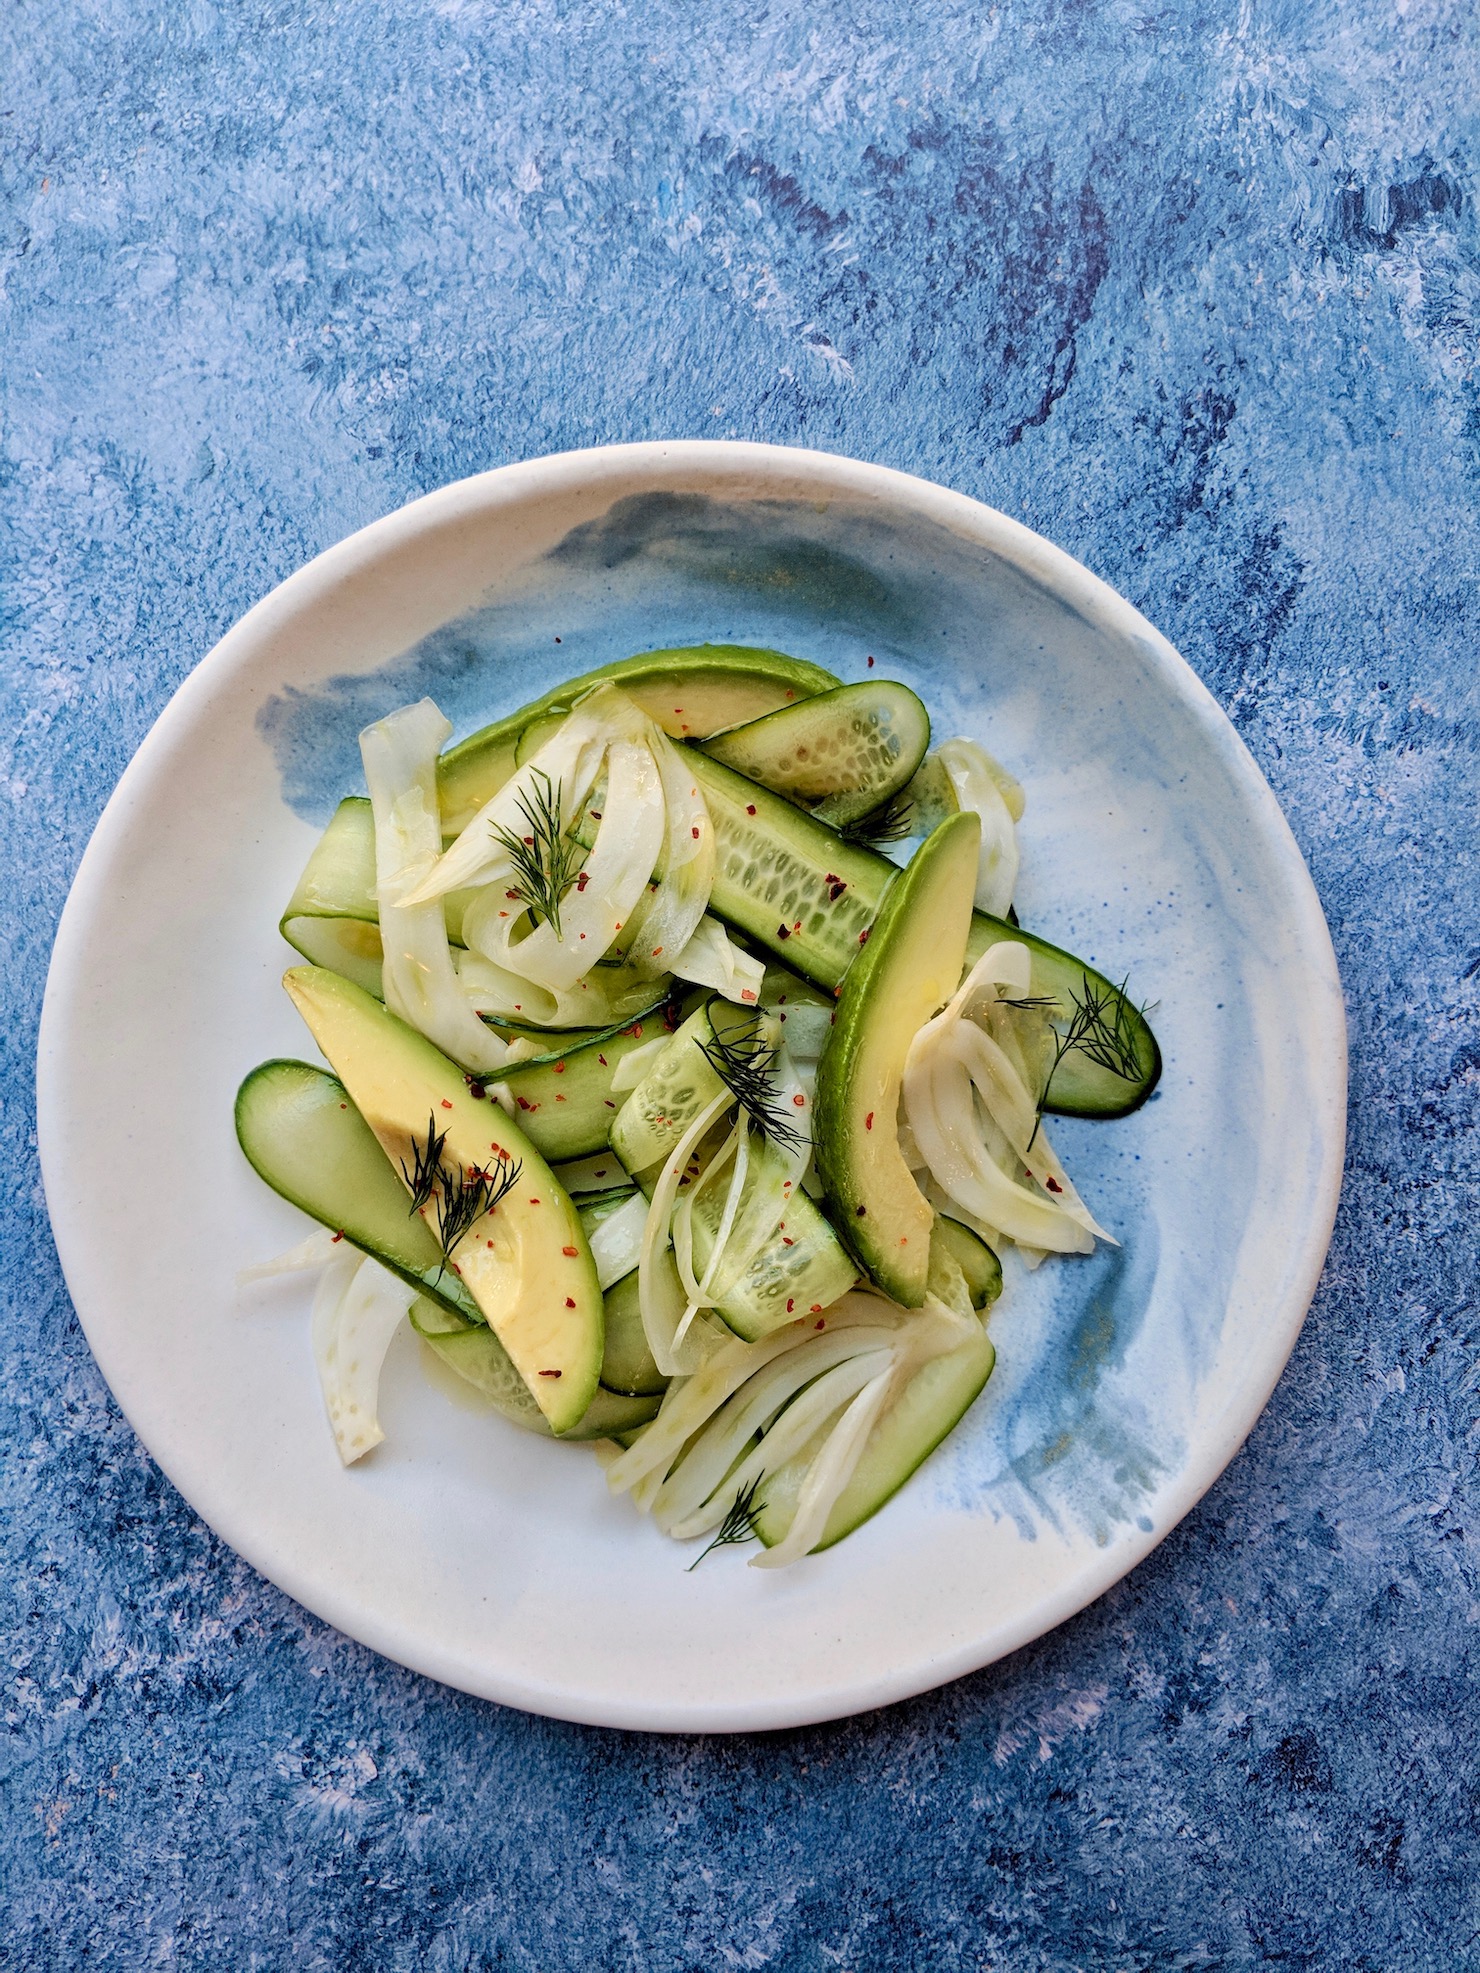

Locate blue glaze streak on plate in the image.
[257,487,1282,1544]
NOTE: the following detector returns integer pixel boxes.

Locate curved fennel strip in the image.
[620,732,716,976]
[610,1293,979,1566]
[310,1251,416,1465]
[360,698,510,1076]
[902,937,1107,1256]
[237,1226,344,1285]
[937,737,1022,918]
[667,914,765,1005]
[638,1088,736,1375]
[453,948,657,1028]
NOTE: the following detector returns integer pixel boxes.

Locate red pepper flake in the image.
[741,989,757,1002]
[487,1239,495,1249]
[576,870,590,891]
[564,1299,576,1310]
[554,636,562,643]
[816,1318,826,1329]
[562,1245,578,1257]
[529,1198,541,1205]
[786,1298,795,1312]
[792,1093,805,1108]
[828,881,847,902]
[440,1099,453,1110]
[555,1093,566,1102]
[604,1099,616,1108]
[579,931,587,940]
[590,810,602,820]
[673,706,683,715]
[540,1367,563,1376]
[865,1112,874,1130]
[651,946,663,957]
[858,927,870,945]
[1046,1176,1064,1194]
[516,1095,537,1111]
[338,1103,348,1111]
[553,1061,566,1074]
[522,835,534,846]
[691,825,700,839]
[856,1204,867,1217]
[331,1230,344,1243]
[597,1053,608,1067]
[867,655,875,668]
[793,921,802,933]
[506,888,521,900]
[465,1078,486,1100]
[810,1304,822,1313]
[899,1236,908,1245]
[785,689,795,700]
[782,1237,794,1247]
[746,803,757,816]
[776,923,791,940]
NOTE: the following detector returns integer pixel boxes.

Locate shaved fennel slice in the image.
[750,1364,897,1568]
[621,730,716,979]
[453,947,663,1028]
[938,737,1022,918]
[609,1031,674,1093]
[587,1191,648,1291]
[403,688,633,902]
[603,1295,899,1497]
[361,699,510,1077]
[550,1152,631,1195]
[308,1252,415,1465]
[638,1088,734,1375]
[655,1332,901,1536]
[473,738,665,993]
[904,1044,1092,1253]
[668,915,765,1006]
[238,1227,345,1285]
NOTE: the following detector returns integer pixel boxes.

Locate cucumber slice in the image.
[700,681,930,830]
[930,1216,1003,1311]
[814,812,982,1305]
[753,1316,996,1554]
[609,1003,728,1176]
[757,961,836,1059]
[412,1301,660,1439]
[235,1058,482,1325]
[436,645,842,833]
[690,1168,857,1341]
[688,751,1160,1118]
[598,1270,667,1396]
[283,966,604,1434]
[501,1003,674,1161]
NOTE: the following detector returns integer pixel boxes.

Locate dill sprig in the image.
[401,1116,524,1254]
[400,1113,449,1214]
[1028,973,1148,1147]
[699,1016,805,1152]
[840,790,914,847]
[687,1476,767,1570]
[491,767,585,938]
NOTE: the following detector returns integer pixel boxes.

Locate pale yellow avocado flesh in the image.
[283,966,603,1433]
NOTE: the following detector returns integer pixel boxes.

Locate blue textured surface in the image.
[3,2,1478,1965]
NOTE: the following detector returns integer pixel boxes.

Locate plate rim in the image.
[37,439,1348,1732]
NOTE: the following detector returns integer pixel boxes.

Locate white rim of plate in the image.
[37,441,1347,1731]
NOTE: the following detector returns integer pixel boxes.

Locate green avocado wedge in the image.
[281,966,603,1434]
[752,1315,996,1555]
[813,810,982,1306]
[435,644,842,833]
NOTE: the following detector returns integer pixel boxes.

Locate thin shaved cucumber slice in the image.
[413,1306,661,1440]
[235,1059,482,1324]
[930,1216,1003,1311]
[688,751,1160,1118]
[436,644,842,833]
[753,1316,996,1553]
[700,681,930,830]
[599,1270,667,1396]
[501,1002,675,1161]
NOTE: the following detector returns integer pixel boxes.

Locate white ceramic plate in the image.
[38,443,1345,1732]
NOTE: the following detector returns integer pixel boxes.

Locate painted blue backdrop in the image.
[3,2,1477,1966]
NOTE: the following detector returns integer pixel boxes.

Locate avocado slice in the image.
[283,966,603,1434]
[813,810,981,1306]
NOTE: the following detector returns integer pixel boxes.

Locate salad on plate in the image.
[236,645,1160,1568]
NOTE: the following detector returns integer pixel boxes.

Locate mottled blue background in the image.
[4,1,1478,1965]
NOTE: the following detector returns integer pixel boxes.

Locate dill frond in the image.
[491,767,585,939]
[699,1016,805,1153]
[839,790,914,847]
[686,1476,767,1570]
[1029,973,1149,1147]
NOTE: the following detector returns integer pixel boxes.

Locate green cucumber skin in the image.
[753,1318,996,1553]
[436,645,842,834]
[930,1216,1003,1311]
[597,1270,667,1396]
[239,1058,657,1430]
[700,681,931,830]
[502,1005,675,1161]
[688,751,1160,1118]
[418,1317,660,1438]
[814,813,982,1305]
[235,1059,481,1323]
